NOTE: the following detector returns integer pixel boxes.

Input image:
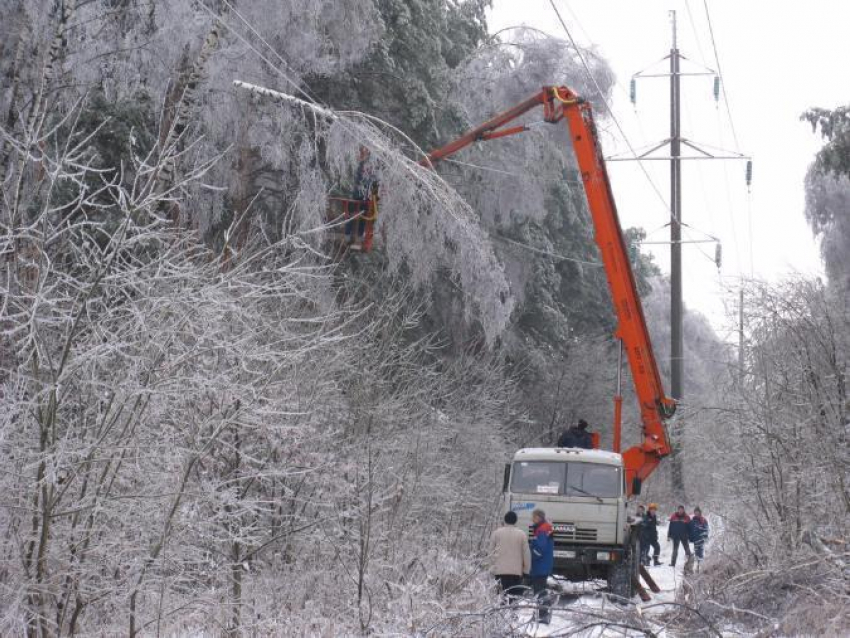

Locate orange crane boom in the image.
[423,87,676,494]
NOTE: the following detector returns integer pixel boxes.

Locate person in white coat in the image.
[489,511,531,602]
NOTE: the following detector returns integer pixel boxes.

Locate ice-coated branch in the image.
[233,80,337,120]
[232,78,514,344]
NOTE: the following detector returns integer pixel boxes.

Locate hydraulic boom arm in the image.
[424,87,676,494]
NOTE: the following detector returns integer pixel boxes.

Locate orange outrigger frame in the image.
[422,87,676,494]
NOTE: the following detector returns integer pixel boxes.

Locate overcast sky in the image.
[488,0,849,337]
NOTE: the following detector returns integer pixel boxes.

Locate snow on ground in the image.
[510,523,699,637]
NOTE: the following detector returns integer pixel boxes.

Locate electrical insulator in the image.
[713,76,720,102]
[745,160,753,188]
[630,78,636,105]
[714,242,722,269]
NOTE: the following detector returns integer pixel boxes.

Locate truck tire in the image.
[606,531,640,600]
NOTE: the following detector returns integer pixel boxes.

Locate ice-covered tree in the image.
[0,2,526,634]
[689,277,849,635]
[804,168,850,291]
[802,104,850,291]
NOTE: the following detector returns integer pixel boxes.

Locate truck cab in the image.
[503,447,639,589]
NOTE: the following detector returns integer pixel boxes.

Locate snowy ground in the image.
[507,523,700,637]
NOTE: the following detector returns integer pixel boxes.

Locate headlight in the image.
[596,551,612,561]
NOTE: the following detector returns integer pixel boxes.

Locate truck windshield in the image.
[511,461,565,495]
[564,463,620,498]
[511,461,621,498]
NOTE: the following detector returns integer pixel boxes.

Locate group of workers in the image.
[488,418,710,620]
[488,504,710,622]
[638,503,710,567]
[554,420,711,568]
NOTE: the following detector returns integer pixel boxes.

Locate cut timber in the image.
[632,576,651,602]
[639,565,661,593]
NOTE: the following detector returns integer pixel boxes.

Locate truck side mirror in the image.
[631,477,642,495]
[503,464,511,493]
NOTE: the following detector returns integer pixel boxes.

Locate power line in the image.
[694,3,754,293]
[494,235,602,267]
[713,107,743,273]
[442,157,583,186]
[679,12,750,329]
[682,226,719,265]
[701,3,751,278]
[560,0,594,45]
[692,1,753,280]
[702,0,741,153]
[206,1,435,167]
[684,0,709,67]
[548,0,674,223]
[215,0,323,108]
[556,1,654,146]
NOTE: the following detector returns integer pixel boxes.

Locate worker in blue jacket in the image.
[529,509,554,624]
[640,503,662,566]
[557,419,593,449]
[688,507,709,561]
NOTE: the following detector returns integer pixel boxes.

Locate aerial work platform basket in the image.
[327,193,379,253]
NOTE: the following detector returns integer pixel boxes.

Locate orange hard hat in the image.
[648,503,658,510]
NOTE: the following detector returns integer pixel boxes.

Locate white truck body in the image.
[503,447,637,584]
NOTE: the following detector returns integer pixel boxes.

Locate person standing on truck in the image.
[529,509,554,625]
[488,511,531,602]
[688,507,709,561]
[667,505,692,567]
[557,419,593,449]
[642,503,662,566]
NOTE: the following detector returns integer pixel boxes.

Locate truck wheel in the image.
[606,532,640,600]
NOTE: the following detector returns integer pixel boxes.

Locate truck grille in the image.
[573,527,598,541]
[529,523,597,543]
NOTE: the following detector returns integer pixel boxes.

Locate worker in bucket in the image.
[345,146,378,246]
[529,509,554,625]
[488,511,531,603]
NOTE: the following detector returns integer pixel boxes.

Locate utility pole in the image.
[667,13,687,502]
[609,11,752,500]
[738,286,745,384]
[611,11,751,401]
[669,11,684,400]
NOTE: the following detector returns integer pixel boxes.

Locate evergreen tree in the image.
[308,0,491,148]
